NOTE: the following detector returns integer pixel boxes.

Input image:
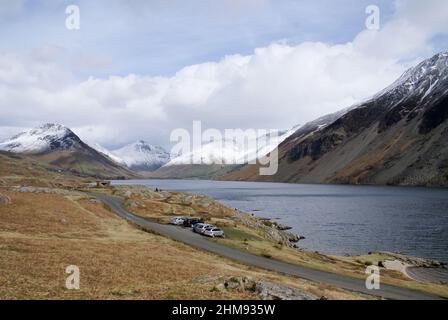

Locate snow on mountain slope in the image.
[223,51,448,186]
[87,142,126,165]
[367,51,448,109]
[0,123,170,172]
[113,141,170,171]
[165,127,297,166]
[0,123,81,154]
[282,51,448,145]
[0,123,137,178]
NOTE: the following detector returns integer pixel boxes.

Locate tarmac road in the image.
[91,192,444,300]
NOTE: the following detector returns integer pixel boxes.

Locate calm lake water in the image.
[112,179,448,262]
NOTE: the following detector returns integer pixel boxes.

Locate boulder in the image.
[0,193,11,205]
[210,276,255,293]
[212,283,226,293]
[224,277,245,291]
[255,280,318,300]
[275,223,293,231]
[284,232,305,243]
[234,211,304,247]
[209,276,318,300]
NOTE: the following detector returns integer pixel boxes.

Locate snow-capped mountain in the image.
[287,52,448,143]
[165,127,297,166]
[113,140,170,172]
[0,123,82,154]
[225,50,448,186]
[87,142,126,165]
[0,123,136,179]
[371,51,448,108]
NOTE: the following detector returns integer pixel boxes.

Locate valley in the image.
[1,50,448,301]
[0,153,372,300]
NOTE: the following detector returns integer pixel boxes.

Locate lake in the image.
[112,179,448,262]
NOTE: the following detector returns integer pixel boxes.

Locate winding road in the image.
[91,192,443,300]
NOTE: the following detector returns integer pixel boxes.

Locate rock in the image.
[242,276,255,290]
[281,230,305,244]
[210,276,317,300]
[60,218,68,225]
[0,193,11,205]
[262,220,274,227]
[242,276,253,283]
[0,179,6,186]
[224,277,245,291]
[18,186,37,193]
[234,211,304,247]
[212,283,227,293]
[211,276,255,293]
[284,232,301,243]
[255,280,318,300]
[275,223,293,231]
[376,251,444,268]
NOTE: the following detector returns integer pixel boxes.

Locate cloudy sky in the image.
[0,0,447,149]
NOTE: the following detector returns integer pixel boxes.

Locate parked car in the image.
[203,227,225,238]
[193,223,214,234]
[183,218,204,227]
[170,217,185,225]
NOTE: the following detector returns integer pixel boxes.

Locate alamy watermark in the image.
[65,265,80,290]
[365,265,380,290]
[170,121,280,176]
[65,5,80,30]
[365,5,380,30]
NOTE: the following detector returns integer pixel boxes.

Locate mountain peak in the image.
[113,141,170,172]
[135,140,151,148]
[367,51,448,111]
[0,123,81,154]
[38,123,67,130]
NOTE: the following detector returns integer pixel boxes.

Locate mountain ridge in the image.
[112,140,171,172]
[0,123,137,179]
[222,50,448,186]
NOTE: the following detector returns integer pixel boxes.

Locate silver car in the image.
[193,223,214,234]
[170,217,185,225]
[203,227,225,238]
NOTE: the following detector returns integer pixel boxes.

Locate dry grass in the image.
[0,189,365,300]
[216,236,448,297]
[116,186,448,299]
[0,152,85,188]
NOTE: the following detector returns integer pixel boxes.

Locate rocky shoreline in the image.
[4,182,447,288]
[233,211,305,248]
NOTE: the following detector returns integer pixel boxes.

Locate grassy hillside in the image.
[0,154,364,299]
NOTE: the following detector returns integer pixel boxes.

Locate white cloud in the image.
[0,0,447,148]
